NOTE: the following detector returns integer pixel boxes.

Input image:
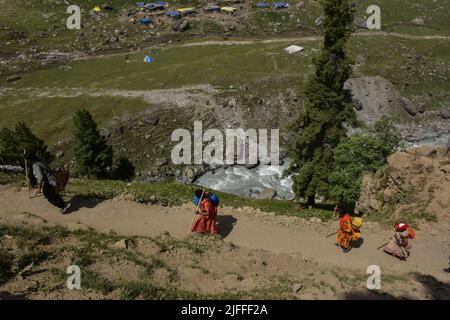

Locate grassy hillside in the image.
[0,222,298,299]
[1,34,449,146]
[1,41,315,89]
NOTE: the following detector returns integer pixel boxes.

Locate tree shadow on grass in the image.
[217,215,237,239]
[65,196,106,214]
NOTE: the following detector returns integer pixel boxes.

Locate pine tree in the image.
[0,122,52,165]
[286,0,357,206]
[0,128,18,165]
[73,109,113,179]
[14,121,53,163]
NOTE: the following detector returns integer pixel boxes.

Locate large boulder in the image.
[344,76,401,126]
[439,109,450,119]
[353,17,368,29]
[356,146,450,221]
[258,188,277,200]
[400,97,417,116]
[6,74,22,82]
[314,17,324,27]
[411,18,424,26]
[172,19,189,32]
[295,2,305,10]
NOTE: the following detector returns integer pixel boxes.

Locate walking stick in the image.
[187,189,205,235]
[24,156,31,199]
[326,231,337,238]
[377,238,392,250]
[331,205,338,220]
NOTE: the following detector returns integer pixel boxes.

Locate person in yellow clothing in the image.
[351,208,363,241]
[351,216,362,241]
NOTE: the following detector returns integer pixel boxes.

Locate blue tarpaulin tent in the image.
[144,56,154,63]
[256,2,270,8]
[165,10,181,18]
[204,5,220,12]
[144,3,164,10]
[273,2,289,9]
[139,17,152,25]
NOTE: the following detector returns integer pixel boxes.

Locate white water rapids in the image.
[194,134,449,199]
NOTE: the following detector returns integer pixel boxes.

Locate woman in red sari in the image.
[191,191,218,235]
[206,197,218,235]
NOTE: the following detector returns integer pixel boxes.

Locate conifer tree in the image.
[286,0,357,206]
[14,121,53,163]
[0,122,52,165]
[73,109,113,179]
[0,128,18,164]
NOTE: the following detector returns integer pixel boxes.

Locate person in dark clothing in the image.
[24,153,70,214]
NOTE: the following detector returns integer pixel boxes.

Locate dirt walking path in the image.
[176,31,450,48]
[75,31,450,61]
[1,189,448,282]
[0,85,217,107]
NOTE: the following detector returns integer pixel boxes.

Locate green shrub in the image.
[113,157,135,181]
[329,135,393,207]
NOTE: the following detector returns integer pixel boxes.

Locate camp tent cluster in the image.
[136,2,169,11]
[256,2,290,9]
[135,2,239,19]
[93,4,114,12]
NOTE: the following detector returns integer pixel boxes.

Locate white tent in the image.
[284,45,304,54]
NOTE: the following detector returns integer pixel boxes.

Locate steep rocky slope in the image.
[357,146,450,225]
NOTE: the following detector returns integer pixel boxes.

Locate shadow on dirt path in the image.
[66,196,106,214]
[216,215,237,239]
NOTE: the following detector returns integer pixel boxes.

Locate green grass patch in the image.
[397,209,438,229]
[63,177,333,219]
[0,224,69,248]
[15,249,52,270]
[0,94,151,146]
[3,42,315,90]
[0,172,23,186]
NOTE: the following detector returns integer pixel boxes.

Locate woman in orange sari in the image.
[336,208,353,253]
